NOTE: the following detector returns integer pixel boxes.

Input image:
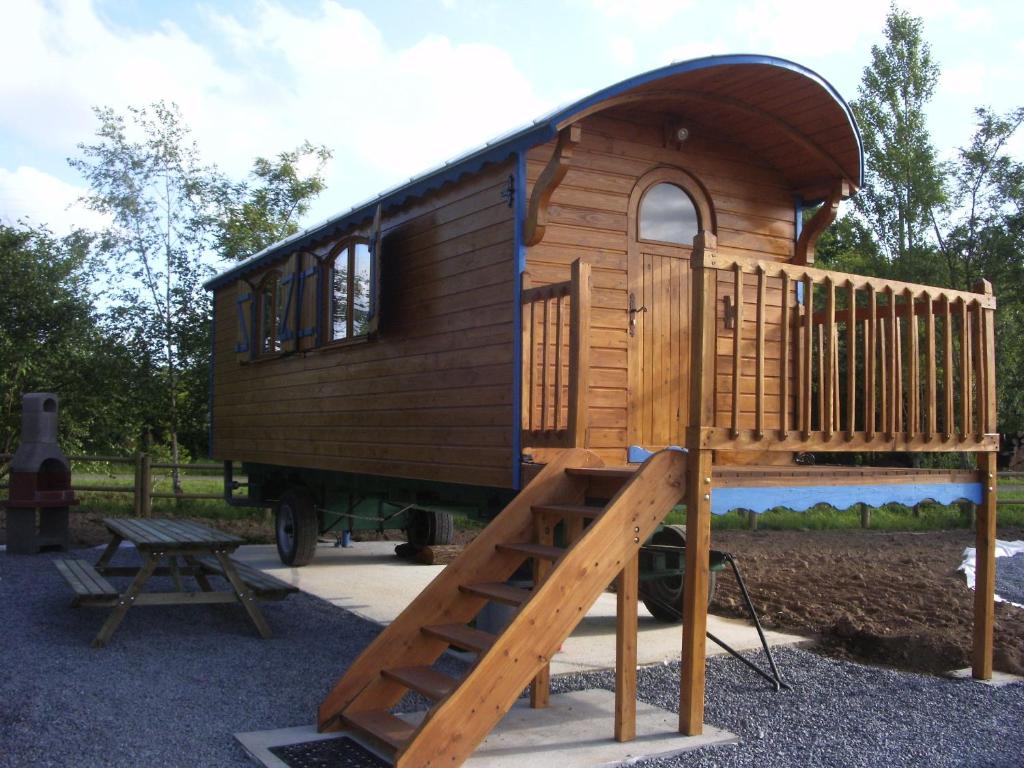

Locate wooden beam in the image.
[794,181,850,265]
[615,554,638,742]
[523,124,582,247]
[973,451,997,679]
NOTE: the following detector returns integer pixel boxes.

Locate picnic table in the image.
[55,518,296,647]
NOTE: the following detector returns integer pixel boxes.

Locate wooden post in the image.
[681,232,716,736]
[747,509,758,530]
[530,511,553,708]
[614,554,638,742]
[859,503,871,529]
[973,451,998,679]
[568,259,591,449]
[133,451,144,516]
[140,452,153,518]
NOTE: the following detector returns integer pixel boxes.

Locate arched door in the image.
[626,167,715,449]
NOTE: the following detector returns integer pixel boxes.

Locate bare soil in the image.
[9,508,1023,676]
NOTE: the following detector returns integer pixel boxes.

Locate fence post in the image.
[133,451,144,516]
[140,452,152,518]
[859,503,871,529]
[747,510,758,530]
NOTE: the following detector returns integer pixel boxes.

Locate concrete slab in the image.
[946,668,1024,687]
[235,541,807,673]
[236,689,737,768]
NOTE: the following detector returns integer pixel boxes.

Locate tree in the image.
[70,102,216,489]
[215,141,332,262]
[0,223,143,455]
[851,5,944,280]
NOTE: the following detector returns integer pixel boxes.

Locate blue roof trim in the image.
[206,54,861,291]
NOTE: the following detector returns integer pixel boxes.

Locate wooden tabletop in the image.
[103,518,243,549]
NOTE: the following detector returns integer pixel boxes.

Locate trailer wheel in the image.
[639,524,716,623]
[406,508,454,547]
[275,489,318,566]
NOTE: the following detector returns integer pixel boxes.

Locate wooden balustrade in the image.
[694,252,998,452]
[521,259,591,448]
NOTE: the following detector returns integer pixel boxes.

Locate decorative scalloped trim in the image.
[711,482,984,516]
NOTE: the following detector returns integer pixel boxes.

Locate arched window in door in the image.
[638,182,701,245]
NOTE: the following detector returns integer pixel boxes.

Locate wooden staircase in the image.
[317,448,688,767]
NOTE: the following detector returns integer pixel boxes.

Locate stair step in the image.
[382,666,461,701]
[344,709,416,752]
[459,581,532,606]
[531,503,605,520]
[422,623,497,653]
[496,542,566,562]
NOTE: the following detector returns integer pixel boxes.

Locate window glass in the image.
[259,276,279,354]
[639,183,700,245]
[352,242,371,336]
[331,250,349,341]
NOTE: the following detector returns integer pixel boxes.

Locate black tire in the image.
[275,488,318,566]
[639,524,717,623]
[406,508,454,547]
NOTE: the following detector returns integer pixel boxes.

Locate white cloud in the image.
[585,0,694,25]
[0,0,550,230]
[610,36,636,67]
[0,166,109,235]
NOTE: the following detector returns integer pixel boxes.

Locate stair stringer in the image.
[395,449,688,767]
[317,448,604,731]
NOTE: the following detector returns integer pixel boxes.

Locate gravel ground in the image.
[2,547,1023,768]
[997,553,1024,606]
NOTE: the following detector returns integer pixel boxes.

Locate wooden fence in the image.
[0,453,230,517]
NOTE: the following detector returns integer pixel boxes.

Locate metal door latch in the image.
[628,293,647,336]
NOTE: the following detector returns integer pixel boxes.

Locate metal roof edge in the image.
[206,54,862,291]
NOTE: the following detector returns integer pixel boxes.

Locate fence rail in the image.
[0,452,231,517]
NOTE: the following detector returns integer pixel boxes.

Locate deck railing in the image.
[695,245,998,452]
[520,259,591,448]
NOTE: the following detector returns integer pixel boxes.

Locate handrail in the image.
[520,259,591,448]
[693,251,997,452]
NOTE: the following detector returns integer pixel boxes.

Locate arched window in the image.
[638,183,701,245]
[326,239,372,342]
[256,271,283,355]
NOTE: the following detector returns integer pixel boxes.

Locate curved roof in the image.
[207,54,861,290]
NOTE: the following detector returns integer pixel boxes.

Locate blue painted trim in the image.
[207,301,216,458]
[711,482,984,516]
[794,197,803,241]
[628,445,687,463]
[204,55,861,292]
[512,155,527,490]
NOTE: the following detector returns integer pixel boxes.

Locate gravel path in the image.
[997,552,1024,606]
[2,548,1022,768]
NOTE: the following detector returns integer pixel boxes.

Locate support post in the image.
[140,453,152,518]
[973,451,997,679]
[614,554,638,742]
[568,259,591,449]
[680,231,717,736]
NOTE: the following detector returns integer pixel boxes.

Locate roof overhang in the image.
[206,54,861,291]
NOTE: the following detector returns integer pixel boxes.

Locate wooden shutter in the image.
[279,253,299,353]
[235,280,254,363]
[297,253,319,348]
[367,204,383,336]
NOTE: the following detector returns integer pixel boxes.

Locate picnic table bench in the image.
[55,517,297,647]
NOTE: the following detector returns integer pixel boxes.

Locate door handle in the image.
[628,293,647,337]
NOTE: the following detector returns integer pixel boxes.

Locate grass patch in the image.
[72,469,256,521]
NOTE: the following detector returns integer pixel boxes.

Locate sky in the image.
[1,0,1022,248]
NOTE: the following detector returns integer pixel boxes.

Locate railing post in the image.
[681,232,717,737]
[568,259,591,449]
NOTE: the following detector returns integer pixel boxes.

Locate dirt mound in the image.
[710,528,1024,676]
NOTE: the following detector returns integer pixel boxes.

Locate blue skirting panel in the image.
[712,482,984,516]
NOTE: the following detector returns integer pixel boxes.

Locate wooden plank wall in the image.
[211,162,517,488]
[525,108,797,465]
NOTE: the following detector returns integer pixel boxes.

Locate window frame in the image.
[636,181,702,249]
[322,236,373,346]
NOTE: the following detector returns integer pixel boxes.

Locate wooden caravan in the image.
[207,55,1000,764]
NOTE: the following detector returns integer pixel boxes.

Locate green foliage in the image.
[851,5,945,278]
[215,141,333,262]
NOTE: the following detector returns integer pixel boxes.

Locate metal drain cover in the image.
[270,736,389,767]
